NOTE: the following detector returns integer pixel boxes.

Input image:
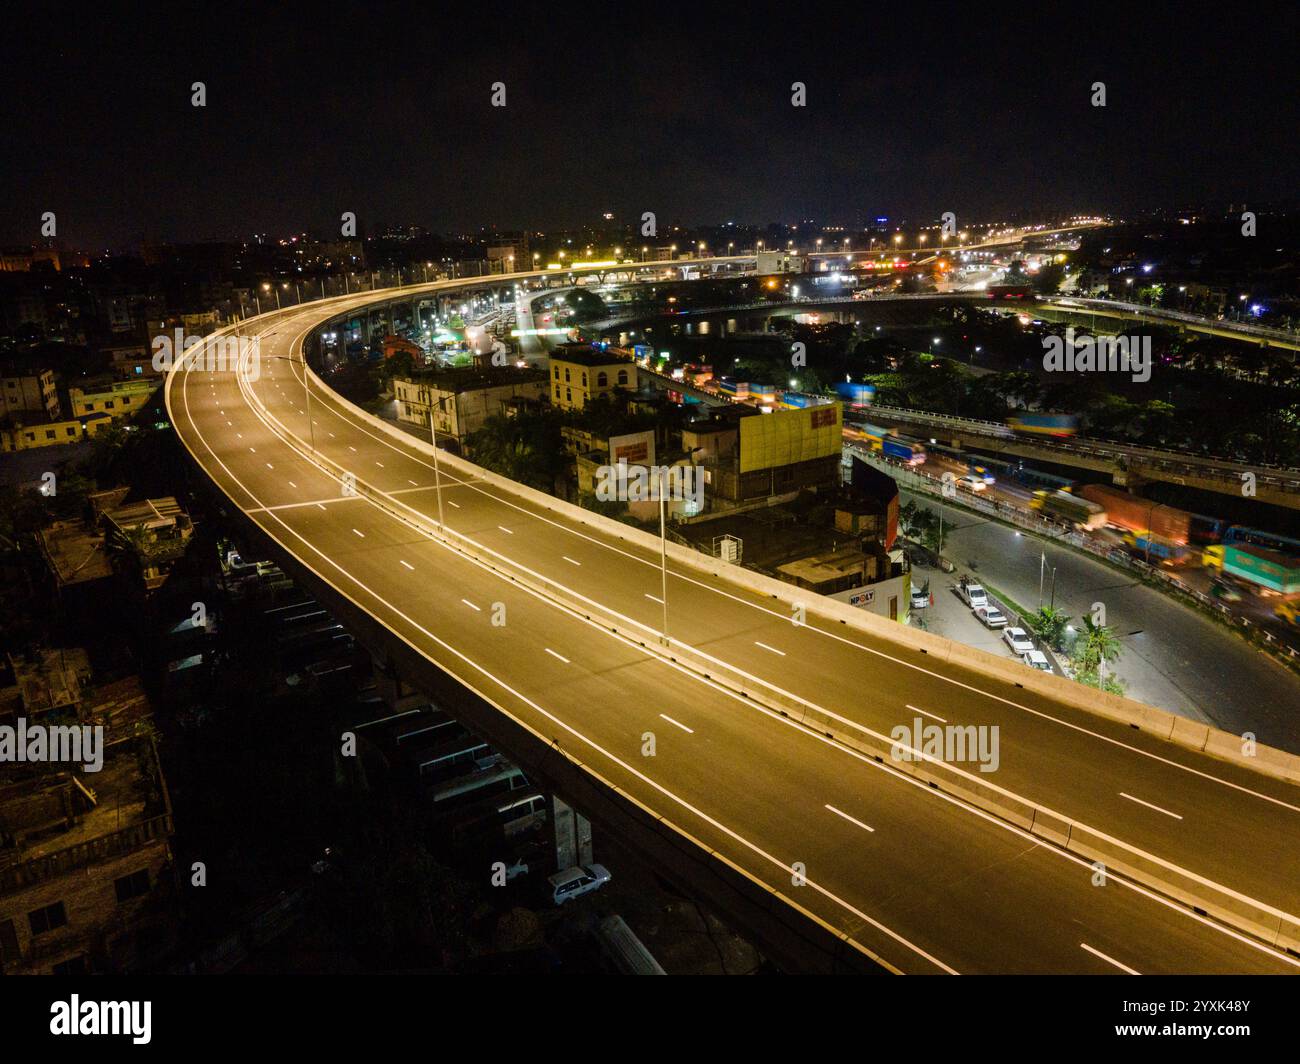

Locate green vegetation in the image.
[1027,606,1071,650]
[899,500,945,553]
[465,391,685,495]
[465,410,566,490]
[1069,616,1126,694]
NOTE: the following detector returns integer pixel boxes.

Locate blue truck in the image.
[882,437,926,465]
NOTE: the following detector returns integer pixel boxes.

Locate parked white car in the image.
[547,863,612,906]
[974,605,1008,629]
[1003,627,1034,655]
[1022,650,1052,671]
[910,588,930,609]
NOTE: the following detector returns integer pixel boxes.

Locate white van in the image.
[547,863,612,906]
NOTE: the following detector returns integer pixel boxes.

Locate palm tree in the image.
[1029,606,1071,651]
[1077,616,1123,678]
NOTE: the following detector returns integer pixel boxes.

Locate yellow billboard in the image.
[739,404,842,473]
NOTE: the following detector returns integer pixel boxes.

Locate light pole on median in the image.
[658,466,669,644]
[416,388,448,531]
[267,354,314,455]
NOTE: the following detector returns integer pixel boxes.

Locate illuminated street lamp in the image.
[405,388,452,530]
[657,467,670,645]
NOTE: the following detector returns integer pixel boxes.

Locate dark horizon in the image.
[4,3,1300,249]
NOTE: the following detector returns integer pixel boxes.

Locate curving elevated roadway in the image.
[166,272,1300,974]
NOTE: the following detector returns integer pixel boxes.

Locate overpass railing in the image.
[866,404,1300,489]
[1045,296,1300,344]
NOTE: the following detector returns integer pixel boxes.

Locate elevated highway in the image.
[166,268,1300,973]
[861,404,1300,506]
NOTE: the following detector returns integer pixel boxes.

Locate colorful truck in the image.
[834,381,877,407]
[1202,544,1300,596]
[881,437,926,465]
[1030,489,1107,530]
[1122,529,1189,565]
[1080,484,1225,545]
[1007,412,1080,437]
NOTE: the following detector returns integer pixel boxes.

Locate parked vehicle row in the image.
[956,577,1053,672]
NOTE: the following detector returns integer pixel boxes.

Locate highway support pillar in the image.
[551,796,593,869]
[371,652,424,714]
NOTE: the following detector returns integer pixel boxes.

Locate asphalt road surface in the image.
[167,292,1300,974]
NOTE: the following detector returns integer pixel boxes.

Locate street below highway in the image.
[903,491,1300,753]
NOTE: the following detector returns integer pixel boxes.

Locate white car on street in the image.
[1003,627,1034,655]
[1022,650,1052,672]
[547,863,612,906]
[958,474,988,493]
[974,605,1008,629]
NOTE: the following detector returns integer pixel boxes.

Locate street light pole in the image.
[658,467,669,644]
[303,361,315,454]
[425,389,446,531]
[1038,551,1046,610]
[267,354,314,453]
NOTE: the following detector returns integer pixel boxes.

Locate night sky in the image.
[4,2,1298,249]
